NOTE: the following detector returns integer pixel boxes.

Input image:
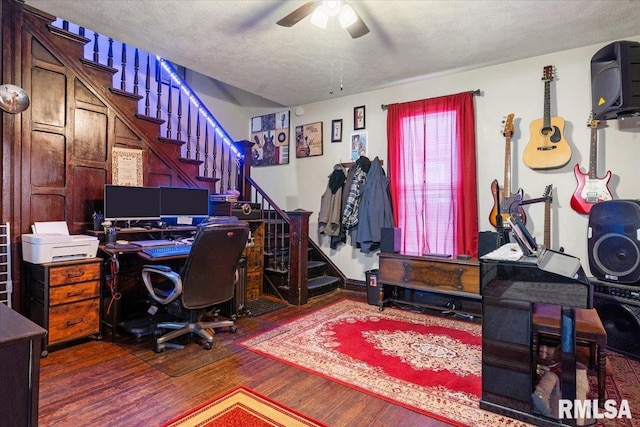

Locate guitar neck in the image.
[544,200,551,248]
[503,135,511,194]
[589,126,598,179]
[543,80,551,129]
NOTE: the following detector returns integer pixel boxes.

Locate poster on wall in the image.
[112,147,143,186]
[350,131,367,161]
[250,111,290,166]
[295,122,323,158]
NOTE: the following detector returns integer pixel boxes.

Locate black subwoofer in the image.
[588,200,640,284]
[591,40,640,120]
[594,298,640,359]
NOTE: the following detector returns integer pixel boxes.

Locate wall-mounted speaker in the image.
[591,40,640,120]
[588,200,640,283]
[594,298,640,359]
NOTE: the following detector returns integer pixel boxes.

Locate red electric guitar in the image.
[570,115,613,214]
[489,113,526,228]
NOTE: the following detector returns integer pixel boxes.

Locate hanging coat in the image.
[356,156,394,253]
[318,164,347,237]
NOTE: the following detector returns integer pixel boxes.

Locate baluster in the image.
[211,129,217,182]
[120,43,127,91]
[203,124,210,178]
[133,49,140,95]
[156,60,163,119]
[227,147,233,191]
[79,27,85,37]
[92,32,99,62]
[176,89,183,142]
[166,81,172,138]
[195,112,201,162]
[144,54,151,116]
[219,136,225,194]
[62,20,69,31]
[107,38,113,68]
[186,102,192,159]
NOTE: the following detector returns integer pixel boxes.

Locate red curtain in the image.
[386,92,478,257]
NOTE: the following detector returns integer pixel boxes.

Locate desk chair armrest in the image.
[141,265,183,305]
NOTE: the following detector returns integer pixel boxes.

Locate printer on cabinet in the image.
[22,221,99,264]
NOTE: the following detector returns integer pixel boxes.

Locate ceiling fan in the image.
[277,0,370,39]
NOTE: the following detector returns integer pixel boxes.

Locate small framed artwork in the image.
[354,105,366,130]
[295,121,323,158]
[350,131,367,161]
[331,119,343,142]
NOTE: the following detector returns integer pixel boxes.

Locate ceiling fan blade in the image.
[276,1,318,27]
[346,9,370,38]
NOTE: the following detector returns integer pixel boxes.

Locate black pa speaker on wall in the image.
[588,200,640,283]
[591,40,640,120]
[594,298,640,359]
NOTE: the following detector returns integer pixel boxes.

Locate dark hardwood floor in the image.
[38,289,454,426]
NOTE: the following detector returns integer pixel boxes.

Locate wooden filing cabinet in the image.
[26,258,102,355]
[244,220,265,301]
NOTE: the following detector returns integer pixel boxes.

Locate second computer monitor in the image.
[159,187,210,219]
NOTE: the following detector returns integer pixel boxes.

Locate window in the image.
[387,92,478,257]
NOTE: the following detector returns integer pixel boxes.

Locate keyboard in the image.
[132,239,175,247]
[141,244,192,258]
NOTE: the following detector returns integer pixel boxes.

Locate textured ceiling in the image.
[24,0,640,108]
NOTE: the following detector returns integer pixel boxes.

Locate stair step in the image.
[308,275,340,290]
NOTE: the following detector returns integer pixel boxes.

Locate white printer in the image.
[22,221,99,264]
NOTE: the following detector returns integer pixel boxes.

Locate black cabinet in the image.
[0,303,47,426]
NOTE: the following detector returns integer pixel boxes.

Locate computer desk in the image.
[98,230,195,341]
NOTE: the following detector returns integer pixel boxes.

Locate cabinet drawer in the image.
[49,281,100,306]
[48,298,100,344]
[50,262,101,286]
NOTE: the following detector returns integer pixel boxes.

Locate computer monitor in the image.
[159,187,210,218]
[103,185,161,221]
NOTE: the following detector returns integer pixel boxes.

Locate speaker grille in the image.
[588,200,640,283]
[594,299,640,358]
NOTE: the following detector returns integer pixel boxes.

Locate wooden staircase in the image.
[5,0,345,310]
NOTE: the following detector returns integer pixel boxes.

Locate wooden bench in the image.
[532,304,607,402]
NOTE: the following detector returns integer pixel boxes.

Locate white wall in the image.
[204,35,640,282]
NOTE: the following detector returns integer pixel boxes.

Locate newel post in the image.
[234,140,253,200]
[286,209,312,306]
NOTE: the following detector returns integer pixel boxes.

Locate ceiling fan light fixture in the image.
[310,7,328,29]
[338,4,357,28]
[322,0,343,17]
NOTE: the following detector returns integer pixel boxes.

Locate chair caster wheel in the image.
[230,325,237,333]
[154,344,165,353]
[202,342,212,350]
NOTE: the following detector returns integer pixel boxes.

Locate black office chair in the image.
[141,217,250,353]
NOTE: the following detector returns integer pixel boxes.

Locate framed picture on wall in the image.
[295,121,323,158]
[250,111,290,166]
[354,105,365,130]
[331,119,342,142]
[350,131,367,161]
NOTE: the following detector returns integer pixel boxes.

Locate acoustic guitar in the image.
[489,114,526,228]
[523,65,572,170]
[542,184,552,249]
[570,115,613,214]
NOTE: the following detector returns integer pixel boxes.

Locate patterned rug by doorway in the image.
[240,299,530,427]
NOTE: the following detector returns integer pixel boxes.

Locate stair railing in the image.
[243,176,311,306]
[51,18,245,195]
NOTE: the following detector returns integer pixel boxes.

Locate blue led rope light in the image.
[158,57,242,159]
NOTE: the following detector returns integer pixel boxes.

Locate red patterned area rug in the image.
[240,299,530,427]
[161,385,328,427]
